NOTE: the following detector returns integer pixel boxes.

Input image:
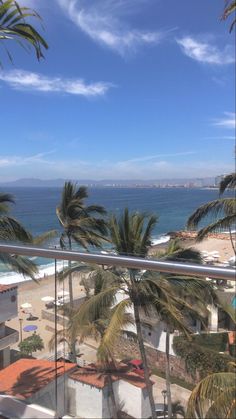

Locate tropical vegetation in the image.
[61,209,218,419]
[0,193,38,278]
[187,172,236,254]
[186,364,236,419]
[221,0,236,32]
[0,0,48,64]
[19,332,44,356]
[56,181,108,306]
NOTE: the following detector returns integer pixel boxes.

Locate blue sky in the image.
[0,0,235,181]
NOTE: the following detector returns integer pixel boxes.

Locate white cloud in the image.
[176,36,235,65]
[0,151,55,168]
[57,0,172,55]
[213,112,236,129]
[0,69,111,96]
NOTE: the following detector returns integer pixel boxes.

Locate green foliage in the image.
[191,332,228,352]
[221,1,236,32]
[187,171,236,246]
[0,0,48,64]
[0,193,38,278]
[173,335,234,378]
[19,332,44,355]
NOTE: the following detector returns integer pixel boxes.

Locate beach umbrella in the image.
[41,296,54,302]
[21,303,32,309]
[57,290,69,297]
[23,325,38,332]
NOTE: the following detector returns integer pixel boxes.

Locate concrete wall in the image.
[142,321,176,356]
[0,288,17,323]
[0,395,56,419]
[208,304,218,332]
[28,375,67,418]
[114,379,151,419]
[67,378,103,418]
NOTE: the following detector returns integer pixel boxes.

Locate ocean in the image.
[0,187,223,284]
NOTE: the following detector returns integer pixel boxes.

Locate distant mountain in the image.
[0,177,216,188]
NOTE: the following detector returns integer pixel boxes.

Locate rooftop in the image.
[0,284,17,294]
[69,363,152,389]
[0,359,76,400]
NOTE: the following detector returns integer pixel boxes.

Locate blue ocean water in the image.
[0,186,224,283]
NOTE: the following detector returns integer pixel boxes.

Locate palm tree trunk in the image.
[107,372,118,419]
[68,236,74,307]
[133,301,156,419]
[229,225,236,255]
[67,236,77,363]
[165,327,172,419]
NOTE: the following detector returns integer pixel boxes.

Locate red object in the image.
[127,359,151,377]
[129,359,143,367]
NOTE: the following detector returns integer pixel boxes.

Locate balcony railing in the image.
[0,326,19,351]
[0,243,235,280]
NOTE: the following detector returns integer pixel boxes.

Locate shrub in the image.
[173,335,234,379]
[19,332,44,356]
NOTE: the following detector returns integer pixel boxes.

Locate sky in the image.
[0,0,235,181]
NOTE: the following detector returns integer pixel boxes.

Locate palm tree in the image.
[221,0,236,32]
[187,172,236,254]
[0,192,37,278]
[186,364,236,418]
[0,192,57,279]
[0,0,48,63]
[61,209,217,419]
[57,181,108,306]
[69,271,134,419]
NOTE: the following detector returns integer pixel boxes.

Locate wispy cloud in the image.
[1,151,234,180]
[213,112,236,129]
[204,136,235,140]
[117,151,196,165]
[176,36,235,65]
[0,151,55,168]
[0,69,112,96]
[57,0,172,55]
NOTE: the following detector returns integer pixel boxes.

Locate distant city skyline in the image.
[0,0,235,182]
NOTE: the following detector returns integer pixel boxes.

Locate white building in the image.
[0,284,19,369]
[0,358,153,419]
[0,358,77,418]
[67,363,152,418]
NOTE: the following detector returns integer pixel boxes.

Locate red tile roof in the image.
[69,363,152,389]
[0,284,17,294]
[0,359,77,399]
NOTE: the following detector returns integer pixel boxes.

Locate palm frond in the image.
[196,214,236,240]
[0,0,48,62]
[33,230,58,245]
[0,192,14,214]
[71,286,120,327]
[0,252,38,279]
[187,198,236,229]
[219,173,236,195]
[0,216,32,242]
[97,298,133,362]
[186,372,236,418]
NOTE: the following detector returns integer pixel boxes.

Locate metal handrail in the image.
[0,243,235,280]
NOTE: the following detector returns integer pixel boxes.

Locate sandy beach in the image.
[5,233,235,360]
